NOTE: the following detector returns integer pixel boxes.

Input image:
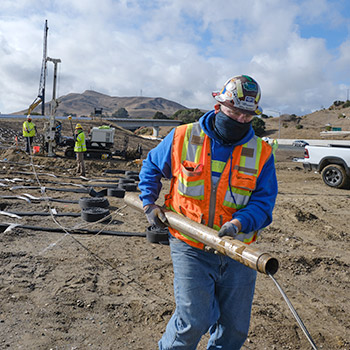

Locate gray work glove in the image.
[144,204,167,229]
[218,221,239,238]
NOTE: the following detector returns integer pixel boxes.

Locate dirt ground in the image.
[0,118,349,350]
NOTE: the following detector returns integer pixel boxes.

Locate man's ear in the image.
[214,104,221,114]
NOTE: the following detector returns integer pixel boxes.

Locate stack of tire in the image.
[107,170,140,198]
[146,224,169,245]
[79,197,111,223]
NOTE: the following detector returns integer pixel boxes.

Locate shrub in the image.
[135,127,152,135]
[112,108,129,117]
[153,111,169,119]
[252,117,266,136]
[171,109,204,123]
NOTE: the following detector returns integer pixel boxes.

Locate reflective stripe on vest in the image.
[177,123,206,199]
[180,122,205,163]
[222,136,263,210]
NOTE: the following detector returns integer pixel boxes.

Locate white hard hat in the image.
[212,75,262,115]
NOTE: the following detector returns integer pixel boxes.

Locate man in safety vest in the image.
[74,123,87,176]
[22,115,36,154]
[138,75,278,349]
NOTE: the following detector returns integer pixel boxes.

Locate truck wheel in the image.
[65,148,75,158]
[321,164,350,189]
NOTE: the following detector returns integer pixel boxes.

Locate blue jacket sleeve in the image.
[138,129,175,207]
[232,155,278,233]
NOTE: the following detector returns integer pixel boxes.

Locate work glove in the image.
[218,221,239,238]
[144,204,167,229]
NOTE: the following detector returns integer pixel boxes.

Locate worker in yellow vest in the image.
[22,115,36,154]
[272,138,279,158]
[74,123,87,176]
[139,75,278,349]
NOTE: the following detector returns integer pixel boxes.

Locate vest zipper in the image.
[208,145,233,228]
[208,181,218,228]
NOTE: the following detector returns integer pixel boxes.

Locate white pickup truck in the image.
[294,144,350,189]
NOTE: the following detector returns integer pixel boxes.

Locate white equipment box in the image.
[90,127,115,144]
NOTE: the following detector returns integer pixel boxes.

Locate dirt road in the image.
[0,121,349,349]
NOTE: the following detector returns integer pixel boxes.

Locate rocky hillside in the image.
[17,90,188,118]
[264,104,350,140]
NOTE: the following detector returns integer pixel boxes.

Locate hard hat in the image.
[212,75,262,115]
[75,123,82,129]
[27,115,31,119]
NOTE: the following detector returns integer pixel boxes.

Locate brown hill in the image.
[263,105,350,140]
[18,90,188,118]
[16,91,350,140]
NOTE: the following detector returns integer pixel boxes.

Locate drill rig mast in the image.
[46,56,61,157]
[38,20,48,116]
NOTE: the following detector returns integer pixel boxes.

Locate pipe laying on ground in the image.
[0,223,146,237]
[124,192,279,275]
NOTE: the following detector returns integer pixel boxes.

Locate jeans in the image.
[159,235,257,350]
[76,152,86,176]
[25,136,33,153]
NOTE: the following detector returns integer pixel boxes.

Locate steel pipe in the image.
[124,192,279,275]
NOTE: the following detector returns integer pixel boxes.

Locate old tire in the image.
[79,197,109,209]
[81,207,110,222]
[321,164,350,189]
[146,225,169,244]
[118,183,138,192]
[119,178,135,184]
[126,174,139,181]
[95,189,108,197]
[104,169,126,174]
[125,171,139,176]
[107,188,126,198]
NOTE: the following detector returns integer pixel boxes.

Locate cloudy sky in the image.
[1,0,350,116]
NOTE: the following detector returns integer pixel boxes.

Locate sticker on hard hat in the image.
[243,82,258,92]
[240,100,255,109]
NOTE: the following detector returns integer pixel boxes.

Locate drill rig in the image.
[29,19,62,157]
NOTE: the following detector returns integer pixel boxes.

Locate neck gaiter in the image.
[213,111,252,144]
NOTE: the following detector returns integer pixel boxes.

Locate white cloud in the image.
[0,0,349,115]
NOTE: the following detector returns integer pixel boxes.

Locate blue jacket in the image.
[138,110,278,234]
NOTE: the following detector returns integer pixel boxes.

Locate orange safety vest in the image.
[164,122,272,249]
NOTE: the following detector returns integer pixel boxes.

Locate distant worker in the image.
[22,115,37,154]
[74,123,87,176]
[272,139,279,158]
